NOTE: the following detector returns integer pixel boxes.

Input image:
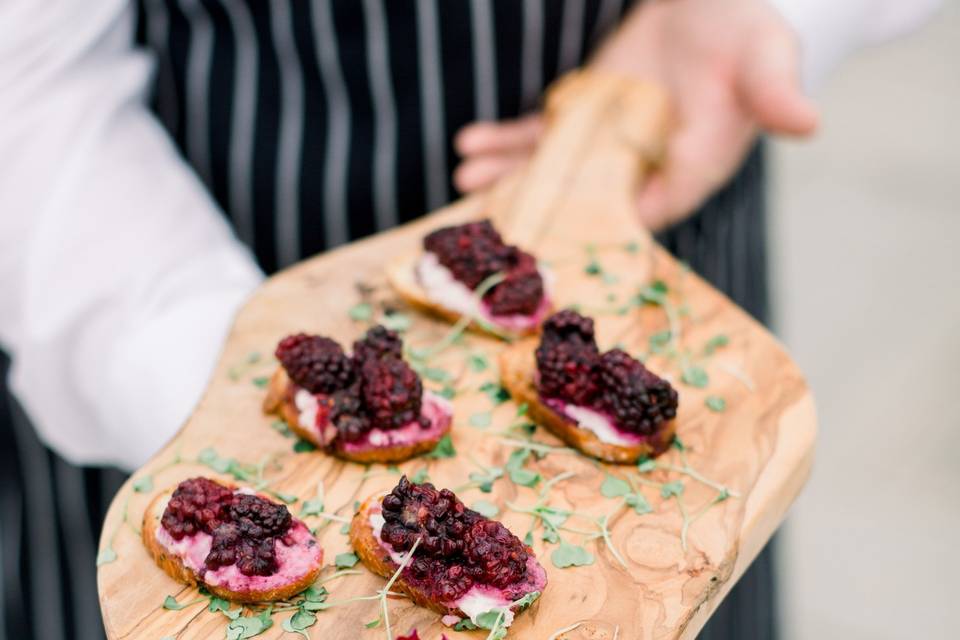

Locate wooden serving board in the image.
[97,72,816,640]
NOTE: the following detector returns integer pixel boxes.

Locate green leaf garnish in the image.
[421,367,452,383]
[471,500,500,518]
[705,395,726,412]
[251,376,269,388]
[661,481,685,498]
[334,552,359,569]
[703,334,729,356]
[293,439,317,453]
[551,541,595,568]
[468,353,489,372]
[468,411,492,428]
[381,312,412,332]
[681,365,709,388]
[479,381,510,405]
[300,498,325,517]
[208,597,231,613]
[348,302,373,321]
[96,547,117,566]
[427,434,456,459]
[600,474,631,498]
[625,492,653,515]
[438,385,456,399]
[132,475,153,493]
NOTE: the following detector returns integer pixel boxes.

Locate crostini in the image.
[351,476,545,630]
[263,325,453,463]
[500,310,678,463]
[386,219,552,337]
[142,477,323,603]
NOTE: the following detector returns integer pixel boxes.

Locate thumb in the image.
[737,27,819,136]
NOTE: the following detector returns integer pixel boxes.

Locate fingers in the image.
[737,27,819,137]
[454,114,545,157]
[453,153,529,193]
[636,112,756,231]
[453,114,544,193]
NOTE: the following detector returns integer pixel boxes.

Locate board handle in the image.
[490,71,672,249]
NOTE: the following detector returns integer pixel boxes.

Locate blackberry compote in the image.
[423,219,545,317]
[535,310,679,437]
[275,333,354,394]
[160,478,295,577]
[379,476,530,603]
[275,325,429,445]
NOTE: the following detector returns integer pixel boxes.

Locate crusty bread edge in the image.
[499,339,676,464]
[385,250,542,339]
[263,368,451,464]
[350,495,546,622]
[141,485,322,603]
[350,495,460,616]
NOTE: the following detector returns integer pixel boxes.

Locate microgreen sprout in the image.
[407,273,509,361]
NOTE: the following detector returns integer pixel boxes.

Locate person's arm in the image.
[0,0,263,470]
[454,0,943,228]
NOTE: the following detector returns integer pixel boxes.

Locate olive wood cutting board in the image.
[97,72,816,640]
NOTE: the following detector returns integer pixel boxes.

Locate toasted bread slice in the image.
[142,483,323,603]
[263,368,452,464]
[350,494,545,621]
[350,494,451,615]
[499,339,675,464]
[385,250,547,339]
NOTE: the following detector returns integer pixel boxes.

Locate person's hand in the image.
[453,0,818,231]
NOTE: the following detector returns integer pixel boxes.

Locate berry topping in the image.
[325,383,372,443]
[536,310,600,405]
[352,325,403,364]
[379,477,529,602]
[423,219,544,317]
[229,493,293,539]
[484,253,545,316]
[160,479,295,577]
[594,349,678,436]
[535,310,678,437]
[274,326,429,445]
[160,477,235,540]
[275,333,354,394]
[360,358,426,431]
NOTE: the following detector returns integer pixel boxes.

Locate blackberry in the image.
[160,478,295,577]
[160,477,234,540]
[594,349,678,436]
[463,519,529,589]
[205,522,240,569]
[275,333,354,394]
[423,220,513,290]
[352,325,403,364]
[379,477,528,602]
[228,493,292,539]
[207,493,292,576]
[541,309,596,346]
[535,310,600,404]
[359,358,424,431]
[235,538,281,576]
[424,219,545,316]
[485,253,544,316]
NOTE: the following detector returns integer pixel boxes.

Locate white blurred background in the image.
[772,1,960,637]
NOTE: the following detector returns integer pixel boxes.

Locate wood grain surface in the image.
[97,72,816,640]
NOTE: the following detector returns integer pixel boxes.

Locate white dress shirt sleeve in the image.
[770,0,944,87]
[0,0,263,470]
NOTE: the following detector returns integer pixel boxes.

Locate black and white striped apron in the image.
[0,2,774,638]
